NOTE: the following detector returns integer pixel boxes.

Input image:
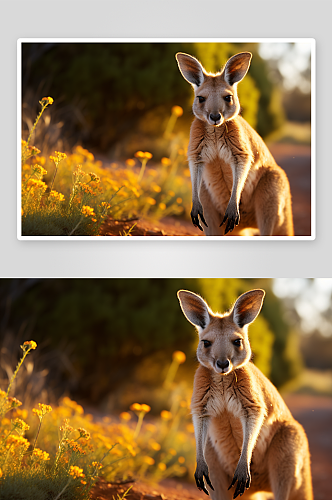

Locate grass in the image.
[0,341,197,499]
[21,98,192,236]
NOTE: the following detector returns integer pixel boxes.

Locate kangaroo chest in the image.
[203,378,270,477]
[205,383,245,475]
[199,132,260,214]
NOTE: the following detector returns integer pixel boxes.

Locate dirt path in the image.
[270,143,311,237]
[91,394,331,500]
[100,143,311,237]
[284,394,332,500]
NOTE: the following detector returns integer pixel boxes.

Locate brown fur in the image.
[176,52,294,236]
[177,289,313,500]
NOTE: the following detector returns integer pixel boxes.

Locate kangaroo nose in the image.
[210,113,221,123]
[216,359,229,369]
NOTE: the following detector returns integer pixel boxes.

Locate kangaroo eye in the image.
[202,340,212,348]
[198,96,206,104]
[224,95,232,102]
[233,339,242,347]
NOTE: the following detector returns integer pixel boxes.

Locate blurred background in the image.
[0,278,329,410]
[21,42,312,236]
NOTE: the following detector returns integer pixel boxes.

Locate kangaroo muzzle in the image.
[215,358,231,374]
[208,112,223,126]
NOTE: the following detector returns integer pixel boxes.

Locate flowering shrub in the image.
[0,342,196,499]
[21,98,192,236]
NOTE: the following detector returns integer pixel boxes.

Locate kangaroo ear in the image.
[176,53,205,88]
[233,289,265,328]
[224,52,252,86]
[177,290,211,330]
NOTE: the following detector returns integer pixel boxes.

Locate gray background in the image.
[1,0,330,278]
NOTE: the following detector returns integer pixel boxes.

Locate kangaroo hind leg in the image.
[254,168,294,236]
[267,424,313,500]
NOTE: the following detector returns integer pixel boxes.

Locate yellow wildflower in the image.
[40,97,54,106]
[161,157,171,166]
[101,202,111,210]
[22,340,37,350]
[32,448,50,461]
[49,190,65,202]
[168,190,175,197]
[65,439,85,454]
[81,205,95,217]
[92,461,103,470]
[172,105,183,117]
[12,418,29,432]
[14,408,28,420]
[149,440,161,451]
[27,179,47,191]
[8,397,22,408]
[159,203,166,210]
[34,155,46,165]
[6,435,30,449]
[89,172,100,183]
[32,403,52,421]
[25,145,41,157]
[172,351,186,364]
[69,465,85,479]
[126,158,136,167]
[135,151,153,160]
[77,428,90,440]
[130,403,151,413]
[32,165,47,177]
[120,412,131,421]
[146,197,156,205]
[144,456,155,465]
[168,448,177,456]
[152,184,162,193]
[176,197,182,204]
[130,403,142,412]
[178,456,185,463]
[49,151,67,166]
[158,462,167,471]
[59,419,74,434]
[161,410,172,421]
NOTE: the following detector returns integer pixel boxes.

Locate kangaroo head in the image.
[177,289,265,376]
[176,52,252,127]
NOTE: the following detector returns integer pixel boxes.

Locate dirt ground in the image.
[90,394,331,500]
[100,143,311,237]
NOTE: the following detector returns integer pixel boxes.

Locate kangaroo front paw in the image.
[220,206,240,235]
[191,203,208,232]
[194,462,214,496]
[228,464,251,499]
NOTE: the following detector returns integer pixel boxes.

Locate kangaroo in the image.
[175,52,294,236]
[177,289,313,500]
